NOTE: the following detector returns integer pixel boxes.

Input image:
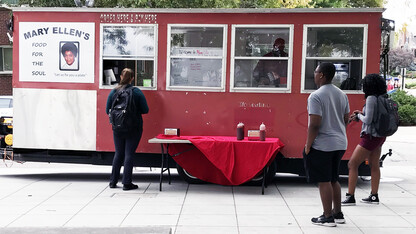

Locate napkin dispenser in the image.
[164,128,180,136]
[247,130,260,141]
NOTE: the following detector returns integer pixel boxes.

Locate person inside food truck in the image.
[60,42,79,70]
[253,38,288,87]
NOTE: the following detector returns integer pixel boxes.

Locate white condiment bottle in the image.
[259,123,266,141]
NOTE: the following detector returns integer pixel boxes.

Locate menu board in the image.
[170,58,222,87]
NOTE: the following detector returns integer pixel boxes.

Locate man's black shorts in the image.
[303,147,345,183]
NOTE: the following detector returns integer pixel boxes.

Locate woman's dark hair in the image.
[318,62,335,81]
[362,73,387,98]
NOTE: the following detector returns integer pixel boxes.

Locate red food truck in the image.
[10,7,384,182]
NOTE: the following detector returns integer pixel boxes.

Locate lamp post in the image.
[380,18,395,81]
[401,67,406,90]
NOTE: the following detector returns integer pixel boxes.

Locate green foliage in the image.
[94,0,241,8]
[391,90,416,126]
[239,0,260,8]
[313,0,383,7]
[397,104,416,126]
[313,0,346,7]
[18,0,75,7]
[405,82,416,89]
[391,90,416,106]
[95,0,313,8]
[258,0,313,8]
[94,0,117,7]
[16,0,384,8]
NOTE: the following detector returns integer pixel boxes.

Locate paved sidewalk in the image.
[0,127,415,234]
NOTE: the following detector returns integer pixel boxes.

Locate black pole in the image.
[385,32,390,79]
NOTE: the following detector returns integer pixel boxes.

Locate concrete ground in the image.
[405,88,416,96]
[0,127,415,234]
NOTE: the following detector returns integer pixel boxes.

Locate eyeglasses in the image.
[314,70,321,74]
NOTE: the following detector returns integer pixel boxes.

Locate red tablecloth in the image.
[156,135,285,185]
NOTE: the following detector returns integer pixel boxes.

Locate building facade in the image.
[0,7,13,96]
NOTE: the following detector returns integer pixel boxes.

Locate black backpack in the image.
[108,86,136,132]
[372,94,399,137]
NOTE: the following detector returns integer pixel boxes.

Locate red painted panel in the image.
[13,9,381,161]
[97,89,364,160]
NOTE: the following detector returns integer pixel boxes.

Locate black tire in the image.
[245,160,277,186]
[176,164,206,184]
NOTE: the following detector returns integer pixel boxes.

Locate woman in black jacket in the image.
[106,68,149,190]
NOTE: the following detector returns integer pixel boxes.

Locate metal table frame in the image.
[148,138,191,191]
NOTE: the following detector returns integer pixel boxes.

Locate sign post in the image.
[401,68,406,90]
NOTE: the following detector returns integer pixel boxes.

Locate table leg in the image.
[167,144,171,185]
[159,143,173,191]
[265,168,268,188]
[159,143,165,191]
[262,166,266,195]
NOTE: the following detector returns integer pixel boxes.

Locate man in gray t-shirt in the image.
[308,82,350,151]
[304,62,350,227]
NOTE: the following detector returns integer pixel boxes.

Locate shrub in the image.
[405,82,416,89]
[390,90,416,126]
[391,90,416,106]
[397,104,416,126]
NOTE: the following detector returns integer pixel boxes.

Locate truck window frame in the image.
[99,23,158,90]
[230,24,294,93]
[301,24,368,94]
[166,24,228,92]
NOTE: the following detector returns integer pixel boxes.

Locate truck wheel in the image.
[176,164,206,184]
[246,160,277,186]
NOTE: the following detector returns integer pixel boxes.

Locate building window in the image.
[302,25,367,92]
[230,25,293,93]
[2,0,19,4]
[167,25,227,91]
[0,47,13,73]
[101,24,157,89]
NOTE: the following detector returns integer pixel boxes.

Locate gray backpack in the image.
[372,94,399,137]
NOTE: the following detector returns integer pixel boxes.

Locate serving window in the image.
[167,24,227,91]
[230,25,293,93]
[302,25,368,93]
[100,24,157,89]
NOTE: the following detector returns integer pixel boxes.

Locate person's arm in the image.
[344,113,350,125]
[357,96,376,124]
[305,114,321,155]
[133,88,149,114]
[106,89,115,115]
[344,96,351,125]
